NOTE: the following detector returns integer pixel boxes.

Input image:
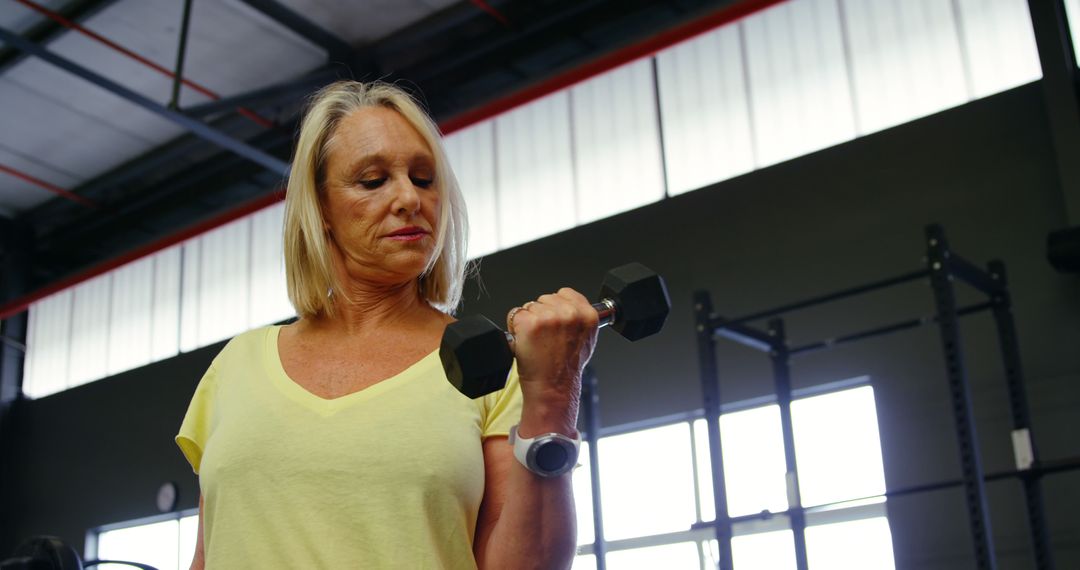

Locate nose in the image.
[390,174,421,216]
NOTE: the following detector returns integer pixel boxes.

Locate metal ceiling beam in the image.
[17,0,275,129]
[183,66,344,119]
[235,0,354,65]
[0,0,118,77]
[0,25,290,176]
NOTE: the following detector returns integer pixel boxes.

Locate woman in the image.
[175,81,597,568]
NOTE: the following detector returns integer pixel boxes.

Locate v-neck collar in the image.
[265,325,438,417]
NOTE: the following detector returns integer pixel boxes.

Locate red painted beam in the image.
[15,0,275,128]
[470,0,512,28]
[0,0,788,320]
[0,163,97,209]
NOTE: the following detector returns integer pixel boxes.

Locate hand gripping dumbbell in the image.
[440,262,671,398]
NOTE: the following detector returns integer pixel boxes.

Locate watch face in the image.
[535,441,571,472]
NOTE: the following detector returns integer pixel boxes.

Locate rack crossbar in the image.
[948,253,1002,297]
[789,302,994,356]
[714,269,930,328]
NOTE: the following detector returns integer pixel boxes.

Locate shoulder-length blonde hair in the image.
[283,80,469,318]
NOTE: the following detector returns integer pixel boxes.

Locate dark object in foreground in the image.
[1047,225,1080,273]
[0,536,157,570]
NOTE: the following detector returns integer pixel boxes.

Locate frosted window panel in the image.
[67,274,112,388]
[179,239,201,353]
[957,0,1041,99]
[598,423,696,540]
[196,217,251,346]
[22,301,41,397]
[720,405,788,517]
[806,517,895,570]
[151,246,181,361]
[743,0,856,167]
[179,515,198,570]
[23,291,72,398]
[727,530,797,569]
[45,291,75,396]
[23,299,43,397]
[494,91,576,249]
[106,257,154,376]
[657,25,755,195]
[444,121,499,258]
[607,542,700,569]
[96,519,179,570]
[842,0,968,135]
[792,386,886,507]
[572,441,595,545]
[1069,0,1080,64]
[570,59,665,224]
[249,202,293,327]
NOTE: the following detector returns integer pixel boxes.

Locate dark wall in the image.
[2,83,1078,569]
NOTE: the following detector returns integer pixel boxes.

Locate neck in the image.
[310,277,435,336]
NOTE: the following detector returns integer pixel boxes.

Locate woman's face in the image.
[320,106,440,286]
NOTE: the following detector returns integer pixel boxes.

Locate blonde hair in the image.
[283,81,469,318]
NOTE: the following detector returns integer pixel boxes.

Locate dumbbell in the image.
[440,262,671,398]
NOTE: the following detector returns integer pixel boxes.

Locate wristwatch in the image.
[509,424,581,478]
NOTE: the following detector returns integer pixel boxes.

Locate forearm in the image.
[479,398,579,570]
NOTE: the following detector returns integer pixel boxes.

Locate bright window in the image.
[792,385,887,507]
[718,405,789,517]
[1067,0,1080,64]
[598,423,697,540]
[178,515,198,570]
[95,519,182,570]
[806,517,896,570]
[606,542,701,569]
[573,440,596,545]
[729,529,797,569]
[572,554,598,570]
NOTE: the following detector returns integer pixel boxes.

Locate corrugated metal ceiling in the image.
[0,0,458,216]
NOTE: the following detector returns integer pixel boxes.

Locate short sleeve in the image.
[479,360,523,439]
[175,362,218,474]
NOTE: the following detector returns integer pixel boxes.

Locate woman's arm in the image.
[474,425,578,569]
[473,288,597,569]
[190,494,205,570]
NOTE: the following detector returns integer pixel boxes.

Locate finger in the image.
[506,306,524,335]
[556,287,599,326]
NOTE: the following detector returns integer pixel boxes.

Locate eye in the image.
[411,176,434,189]
[359,177,386,190]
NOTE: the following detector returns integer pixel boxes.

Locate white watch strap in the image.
[509,424,581,476]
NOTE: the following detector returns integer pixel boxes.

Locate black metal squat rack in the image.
[686,224,1058,570]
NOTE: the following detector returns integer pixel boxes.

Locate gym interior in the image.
[1,0,1078,568]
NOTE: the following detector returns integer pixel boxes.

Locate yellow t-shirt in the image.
[175,325,523,569]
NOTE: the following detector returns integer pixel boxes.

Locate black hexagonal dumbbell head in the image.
[440,315,515,399]
[599,262,671,341]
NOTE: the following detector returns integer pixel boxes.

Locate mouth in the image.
[385,227,430,241]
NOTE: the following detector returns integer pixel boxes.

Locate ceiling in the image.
[0,0,753,311]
